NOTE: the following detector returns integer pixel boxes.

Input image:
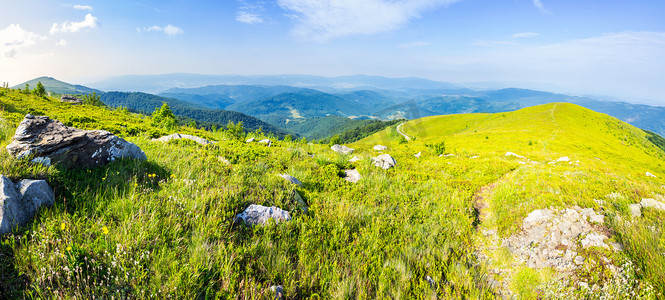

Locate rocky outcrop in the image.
[60,95,82,105]
[6,114,146,169]
[235,205,291,226]
[331,144,354,155]
[0,175,54,235]
[153,133,213,145]
[372,154,396,169]
[373,145,388,151]
[343,169,361,183]
[503,207,617,270]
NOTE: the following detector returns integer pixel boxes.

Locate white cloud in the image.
[533,0,547,13]
[277,0,461,41]
[142,25,184,36]
[398,41,431,49]
[73,4,93,11]
[236,11,264,24]
[513,32,539,38]
[50,13,99,34]
[56,39,67,47]
[0,24,46,58]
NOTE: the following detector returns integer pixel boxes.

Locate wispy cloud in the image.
[513,32,539,38]
[56,39,67,47]
[277,0,461,41]
[73,4,93,11]
[533,0,548,13]
[236,0,266,24]
[139,24,184,36]
[398,41,431,49]
[236,11,264,24]
[0,24,46,57]
[50,13,99,34]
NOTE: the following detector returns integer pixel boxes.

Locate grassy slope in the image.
[359,102,664,297]
[0,89,662,299]
[12,76,102,95]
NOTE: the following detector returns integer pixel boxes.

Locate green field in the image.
[0,88,663,298]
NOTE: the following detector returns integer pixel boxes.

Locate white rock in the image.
[645,172,657,178]
[373,145,388,151]
[372,154,397,170]
[259,139,272,146]
[331,144,354,155]
[348,156,360,163]
[505,152,525,158]
[523,209,551,229]
[153,133,214,145]
[246,137,255,143]
[343,169,361,183]
[580,232,608,249]
[640,198,665,211]
[414,152,421,158]
[556,156,570,162]
[235,204,291,226]
[629,203,642,217]
[589,214,604,224]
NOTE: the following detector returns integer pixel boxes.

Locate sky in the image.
[1,0,664,104]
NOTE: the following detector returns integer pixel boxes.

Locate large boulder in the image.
[0,175,54,235]
[331,144,354,155]
[60,95,82,105]
[372,154,397,169]
[6,114,146,169]
[153,133,213,145]
[235,204,291,226]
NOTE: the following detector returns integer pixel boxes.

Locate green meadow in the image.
[0,88,663,298]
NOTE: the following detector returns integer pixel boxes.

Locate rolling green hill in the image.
[358,102,665,297]
[12,76,102,95]
[0,87,663,298]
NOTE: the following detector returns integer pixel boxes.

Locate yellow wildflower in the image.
[67,246,72,251]
[60,222,66,230]
[102,226,109,235]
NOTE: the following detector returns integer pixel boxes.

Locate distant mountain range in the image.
[13,74,665,139]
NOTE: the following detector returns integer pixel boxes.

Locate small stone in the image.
[331,144,354,155]
[557,156,570,162]
[153,133,214,145]
[246,138,255,143]
[373,145,388,151]
[372,154,397,170]
[629,203,642,217]
[235,205,291,226]
[608,242,624,251]
[348,156,360,163]
[258,139,272,146]
[589,214,604,224]
[343,169,361,183]
[505,152,525,158]
[414,152,421,158]
[640,198,665,211]
[645,172,657,178]
[581,232,608,249]
[425,275,436,288]
[574,256,585,265]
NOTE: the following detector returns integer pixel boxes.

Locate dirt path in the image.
[396,123,411,141]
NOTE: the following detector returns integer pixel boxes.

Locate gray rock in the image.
[372,154,396,169]
[373,145,388,151]
[343,169,361,183]
[259,139,272,147]
[640,198,665,211]
[293,191,308,213]
[270,285,284,300]
[279,174,302,186]
[629,203,642,217]
[153,133,213,145]
[0,175,54,235]
[574,256,585,265]
[6,114,146,169]
[60,95,82,105]
[246,137,255,143]
[589,214,604,224]
[330,144,354,155]
[348,156,360,163]
[235,205,291,226]
[581,232,608,249]
[522,209,552,229]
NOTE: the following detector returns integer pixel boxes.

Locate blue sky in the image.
[1,0,664,104]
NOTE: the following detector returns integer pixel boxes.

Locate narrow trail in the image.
[396,123,411,141]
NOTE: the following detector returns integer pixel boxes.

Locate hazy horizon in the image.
[1,0,664,104]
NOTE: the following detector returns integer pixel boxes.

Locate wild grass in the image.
[0,89,663,298]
